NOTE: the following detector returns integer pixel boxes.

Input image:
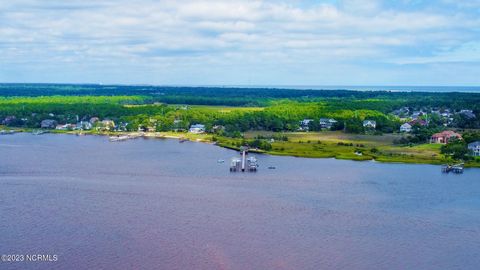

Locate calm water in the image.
[1,134,480,270]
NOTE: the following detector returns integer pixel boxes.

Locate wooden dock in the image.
[109,134,142,142]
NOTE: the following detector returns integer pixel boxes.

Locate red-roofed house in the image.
[409,119,427,126]
[430,131,462,144]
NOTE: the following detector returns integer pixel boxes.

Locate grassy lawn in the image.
[242,131,452,164]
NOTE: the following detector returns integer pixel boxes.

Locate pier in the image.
[0,130,17,135]
[230,146,258,172]
[109,134,142,142]
[442,163,464,174]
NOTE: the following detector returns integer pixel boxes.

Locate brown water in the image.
[1,133,480,270]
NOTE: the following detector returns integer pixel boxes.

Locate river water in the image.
[1,133,479,270]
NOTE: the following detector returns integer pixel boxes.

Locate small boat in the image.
[179,138,188,143]
[268,166,276,169]
[230,157,242,172]
[247,156,258,172]
[217,159,225,163]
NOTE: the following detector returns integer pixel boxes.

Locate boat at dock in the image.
[230,157,242,172]
[442,163,464,174]
[246,156,258,172]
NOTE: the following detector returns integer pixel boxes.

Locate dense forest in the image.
[1,84,480,111]
[1,84,479,137]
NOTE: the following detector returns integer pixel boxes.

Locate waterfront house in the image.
[430,131,462,144]
[400,123,412,133]
[40,119,57,129]
[89,117,100,124]
[76,121,93,130]
[320,118,338,130]
[189,124,205,134]
[100,120,115,131]
[468,141,480,157]
[363,120,376,129]
[115,122,128,132]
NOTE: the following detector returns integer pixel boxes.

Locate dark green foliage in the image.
[462,131,480,144]
[441,139,469,160]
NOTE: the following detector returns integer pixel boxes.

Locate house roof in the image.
[468,141,480,148]
[409,119,427,126]
[363,120,376,124]
[190,124,205,128]
[432,130,462,138]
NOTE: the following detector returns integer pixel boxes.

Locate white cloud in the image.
[0,0,479,84]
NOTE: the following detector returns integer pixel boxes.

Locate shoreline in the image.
[4,128,480,168]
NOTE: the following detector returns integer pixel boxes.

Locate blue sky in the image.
[1,0,479,86]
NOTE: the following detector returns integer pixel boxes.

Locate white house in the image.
[99,120,115,131]
[299,119,314,131]
[400,123,412,133]
[363,120,377,129]
[320,118,338,129]
[76,121,93,130]
[189,124,205,134]
[468,141,480,157]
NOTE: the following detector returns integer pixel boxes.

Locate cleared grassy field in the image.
[242,131,451,164]
[187,105,264,112]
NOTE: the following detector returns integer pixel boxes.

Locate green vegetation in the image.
[1,84,480,167]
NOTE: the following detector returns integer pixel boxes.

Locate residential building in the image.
[411,111,424,120]
[89,117,100,124]
[363,120,376,129]
[400,123,412,132]
[100,120,115,131]
[41,119,57,129]
[468,141,480,157]
[409,119,427,127]
[212,125,225,133]
[76,121,93,130]
[2,116,17,125]
[299,119,313,131]
[460,110,476,119]
[189,124,205,134]
[430,130,462,144]
[319,118,338,129]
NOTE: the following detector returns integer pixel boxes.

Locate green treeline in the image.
[1,85,479,136]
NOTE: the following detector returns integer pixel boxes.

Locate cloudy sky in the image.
[1,0,479,85]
